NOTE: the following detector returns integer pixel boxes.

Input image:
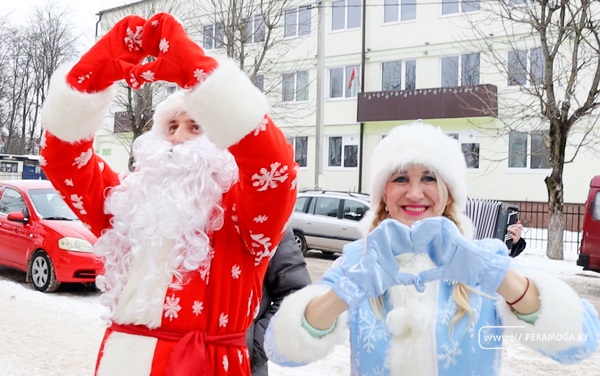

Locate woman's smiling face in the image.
[383,165,449,226]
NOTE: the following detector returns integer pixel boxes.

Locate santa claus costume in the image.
[40,13,297,376]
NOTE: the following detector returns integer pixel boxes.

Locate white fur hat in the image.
[370,121,468,216]
[149,91,187,137]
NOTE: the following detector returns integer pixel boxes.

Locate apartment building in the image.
[93,0,600,204]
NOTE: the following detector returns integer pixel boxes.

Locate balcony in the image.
[357,84,498,122]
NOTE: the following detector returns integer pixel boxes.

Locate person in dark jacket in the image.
[508,220,527,257]
[246,229,312,375]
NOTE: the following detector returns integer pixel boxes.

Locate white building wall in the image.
[95,0,600,204]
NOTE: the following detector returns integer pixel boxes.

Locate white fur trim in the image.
[112,240,174,327]
[96,332,156,376]
[358,210,375,238]
[41,63,116,142]
[269,284,347,363]
[184,56,269,149]
[387,253,438,376]
[370,122,468,215]
[497,271,586,352]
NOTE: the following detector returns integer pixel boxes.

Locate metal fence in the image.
[506,200,585,253]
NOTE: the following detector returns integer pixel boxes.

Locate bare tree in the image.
[463,0,600,259]
[0,1,76,154]
[0,14,11,148]
[186,0,315,120]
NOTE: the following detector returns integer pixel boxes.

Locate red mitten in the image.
[129,13,219,89]
[67,15,146,93]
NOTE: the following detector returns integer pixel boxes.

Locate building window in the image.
[113,112,131,133]
[203,23,224,49]
[442,0,480,14]
[251,75,264,92]
[328,135,358,168]
[382,60,416,91]
[0,161,17,173]
[244,14,265,43]
[383,0,416,22]
[507,48,543,87]
[447,132,480,169]
[441,53,480,87]
[332,0,361,31]
[287,136,308,167]
[330,65,360,98]
[508,130,551,169]
[282,71,309,102]
[285,5,311,37]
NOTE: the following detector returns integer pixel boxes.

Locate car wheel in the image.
[294,231,309,256]
[30,251,60,293]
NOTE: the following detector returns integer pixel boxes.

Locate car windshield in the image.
[28,188,78,220]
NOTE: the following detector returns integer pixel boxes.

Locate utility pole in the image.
[314,0,325,189]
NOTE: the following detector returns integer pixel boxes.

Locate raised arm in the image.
[40,15,148,236]
[129,13,298,260]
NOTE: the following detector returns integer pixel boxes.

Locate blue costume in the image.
[265,123,600,375]
[266,227,600,375]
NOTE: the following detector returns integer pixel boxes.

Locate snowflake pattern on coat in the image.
[163,294,182,321]
[192,300,203,316]
[252,162,289,192]
[231,265,241,279]
[249,233,275,265]
[70,194,87,215]
[219,313,229,328]
[73,149,93,168]
[356,308,389,353]
[308,240,600,376]
[41,94,297,376]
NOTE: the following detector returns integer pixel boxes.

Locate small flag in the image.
[348,67,357,89]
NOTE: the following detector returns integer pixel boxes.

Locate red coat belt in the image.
[109,323,246,376]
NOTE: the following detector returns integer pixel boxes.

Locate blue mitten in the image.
[333,219,417,306]
[412,217,510,295]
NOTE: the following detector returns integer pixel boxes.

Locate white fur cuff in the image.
[96,332,155,376]
[184,57,269,149]
[268,284,347,363]
[41,63,116,142]
[497,271,586,353]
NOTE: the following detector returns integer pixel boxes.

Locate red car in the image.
[0,179,101,292]
[578,175,600,273]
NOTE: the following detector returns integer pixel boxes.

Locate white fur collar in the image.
[387,253,439,376]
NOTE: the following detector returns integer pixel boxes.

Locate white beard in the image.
[94,131,238,324]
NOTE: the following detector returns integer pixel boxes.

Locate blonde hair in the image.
[368,172,474,327]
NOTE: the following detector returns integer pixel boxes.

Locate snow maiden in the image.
[265,122,600,375]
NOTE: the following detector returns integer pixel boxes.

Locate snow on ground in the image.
[1,230,600,375]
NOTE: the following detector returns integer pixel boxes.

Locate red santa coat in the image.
[40,58,297,376]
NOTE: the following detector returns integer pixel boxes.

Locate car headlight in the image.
[58,237,94,253]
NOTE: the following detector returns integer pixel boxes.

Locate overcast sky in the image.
[2,0,131,49]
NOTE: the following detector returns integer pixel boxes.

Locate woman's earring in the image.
[384,205,389,212]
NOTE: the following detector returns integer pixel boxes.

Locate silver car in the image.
[291,191,370,255]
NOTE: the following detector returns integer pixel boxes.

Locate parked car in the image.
[0,179,101,292]
[577,175,600,273]
[291,190,370,255]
